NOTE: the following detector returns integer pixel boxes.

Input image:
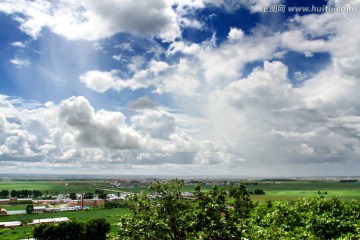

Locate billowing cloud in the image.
[281,30,328,57]
[204,58,360,168]
[0,0,180,41]
[0,95,204,171]
[198,33,280,83]
[228,27,244,43]
[79,70,146,93]
[132,111,175,140]
[80,59,200,96]
[59,96,144,149]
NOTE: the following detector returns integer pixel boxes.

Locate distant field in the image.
[0,179,359,200]
[0,180,111,195]
[246,181,360,201]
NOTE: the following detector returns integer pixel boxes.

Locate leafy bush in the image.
[33,218,110,240]
[253,189,265,195]
[118,180,253,239]
[118,181,360,240]
[104,200,127,209]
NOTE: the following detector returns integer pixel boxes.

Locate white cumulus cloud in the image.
[0,0,181,41]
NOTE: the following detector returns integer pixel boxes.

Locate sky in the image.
[0,0,359,177]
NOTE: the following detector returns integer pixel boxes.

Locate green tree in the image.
[84,192,94,199]
[243,194,360,239]
[69,192,77,200]
[85,218,111,240]
[33,219,110,240]
[10,189,18,197]
[33,190,42,198]
[189,185,236,239]
[26,204,34,214]
[230,183,253,220]
[95,189,107,199]
[253,189,265,195]
[0,189,9,198]
[119,180,253,239]
[119,179,189,239]
[118,181,360,240]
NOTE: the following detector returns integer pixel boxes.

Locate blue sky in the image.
[0,0,359,177]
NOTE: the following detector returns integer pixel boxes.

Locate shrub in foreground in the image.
[118,180,360,239]
[33,218,110,240]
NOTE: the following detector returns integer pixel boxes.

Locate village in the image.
[0,178,199,230]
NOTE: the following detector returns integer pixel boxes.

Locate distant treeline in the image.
[10,178,102,181]
[339,179,358,183]
[0,189,42,198]
[259,179,297,181]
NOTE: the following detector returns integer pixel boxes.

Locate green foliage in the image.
[33,218,110,240]
[25,204,34,214]
[253,189,265,195]
[104,200,127,209]
[2,189,43,198]
[244,195,360,239]
[118,181,253,239]
[10,189,17,197]
[85,218,111,240]
[33,190,42,198]
[69,192,77,200]
[118,181,360,240]
[119,179,189,239]
[84,192,94,199]
[189,185,239,239]
[95,189,107,199]
[0,189,9,198]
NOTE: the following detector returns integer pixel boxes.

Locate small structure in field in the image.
[0,208,7,215]
[0,221,22,228]
[27,217,70,226]
[33,206,46,213]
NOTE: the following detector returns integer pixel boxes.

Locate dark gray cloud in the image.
[129,96,158,110]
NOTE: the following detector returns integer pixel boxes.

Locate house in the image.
[33,206,46,213]
[0,208,8,215]
[32,199,58,205]
[44,207,60,213]
[67,199,105,207]
[0,199,10,205]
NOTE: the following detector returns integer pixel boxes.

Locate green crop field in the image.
[0,180,112,195]
[246,180,360,201]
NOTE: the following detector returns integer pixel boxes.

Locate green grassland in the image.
[247,180,360,201]
[0,180,111,195]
